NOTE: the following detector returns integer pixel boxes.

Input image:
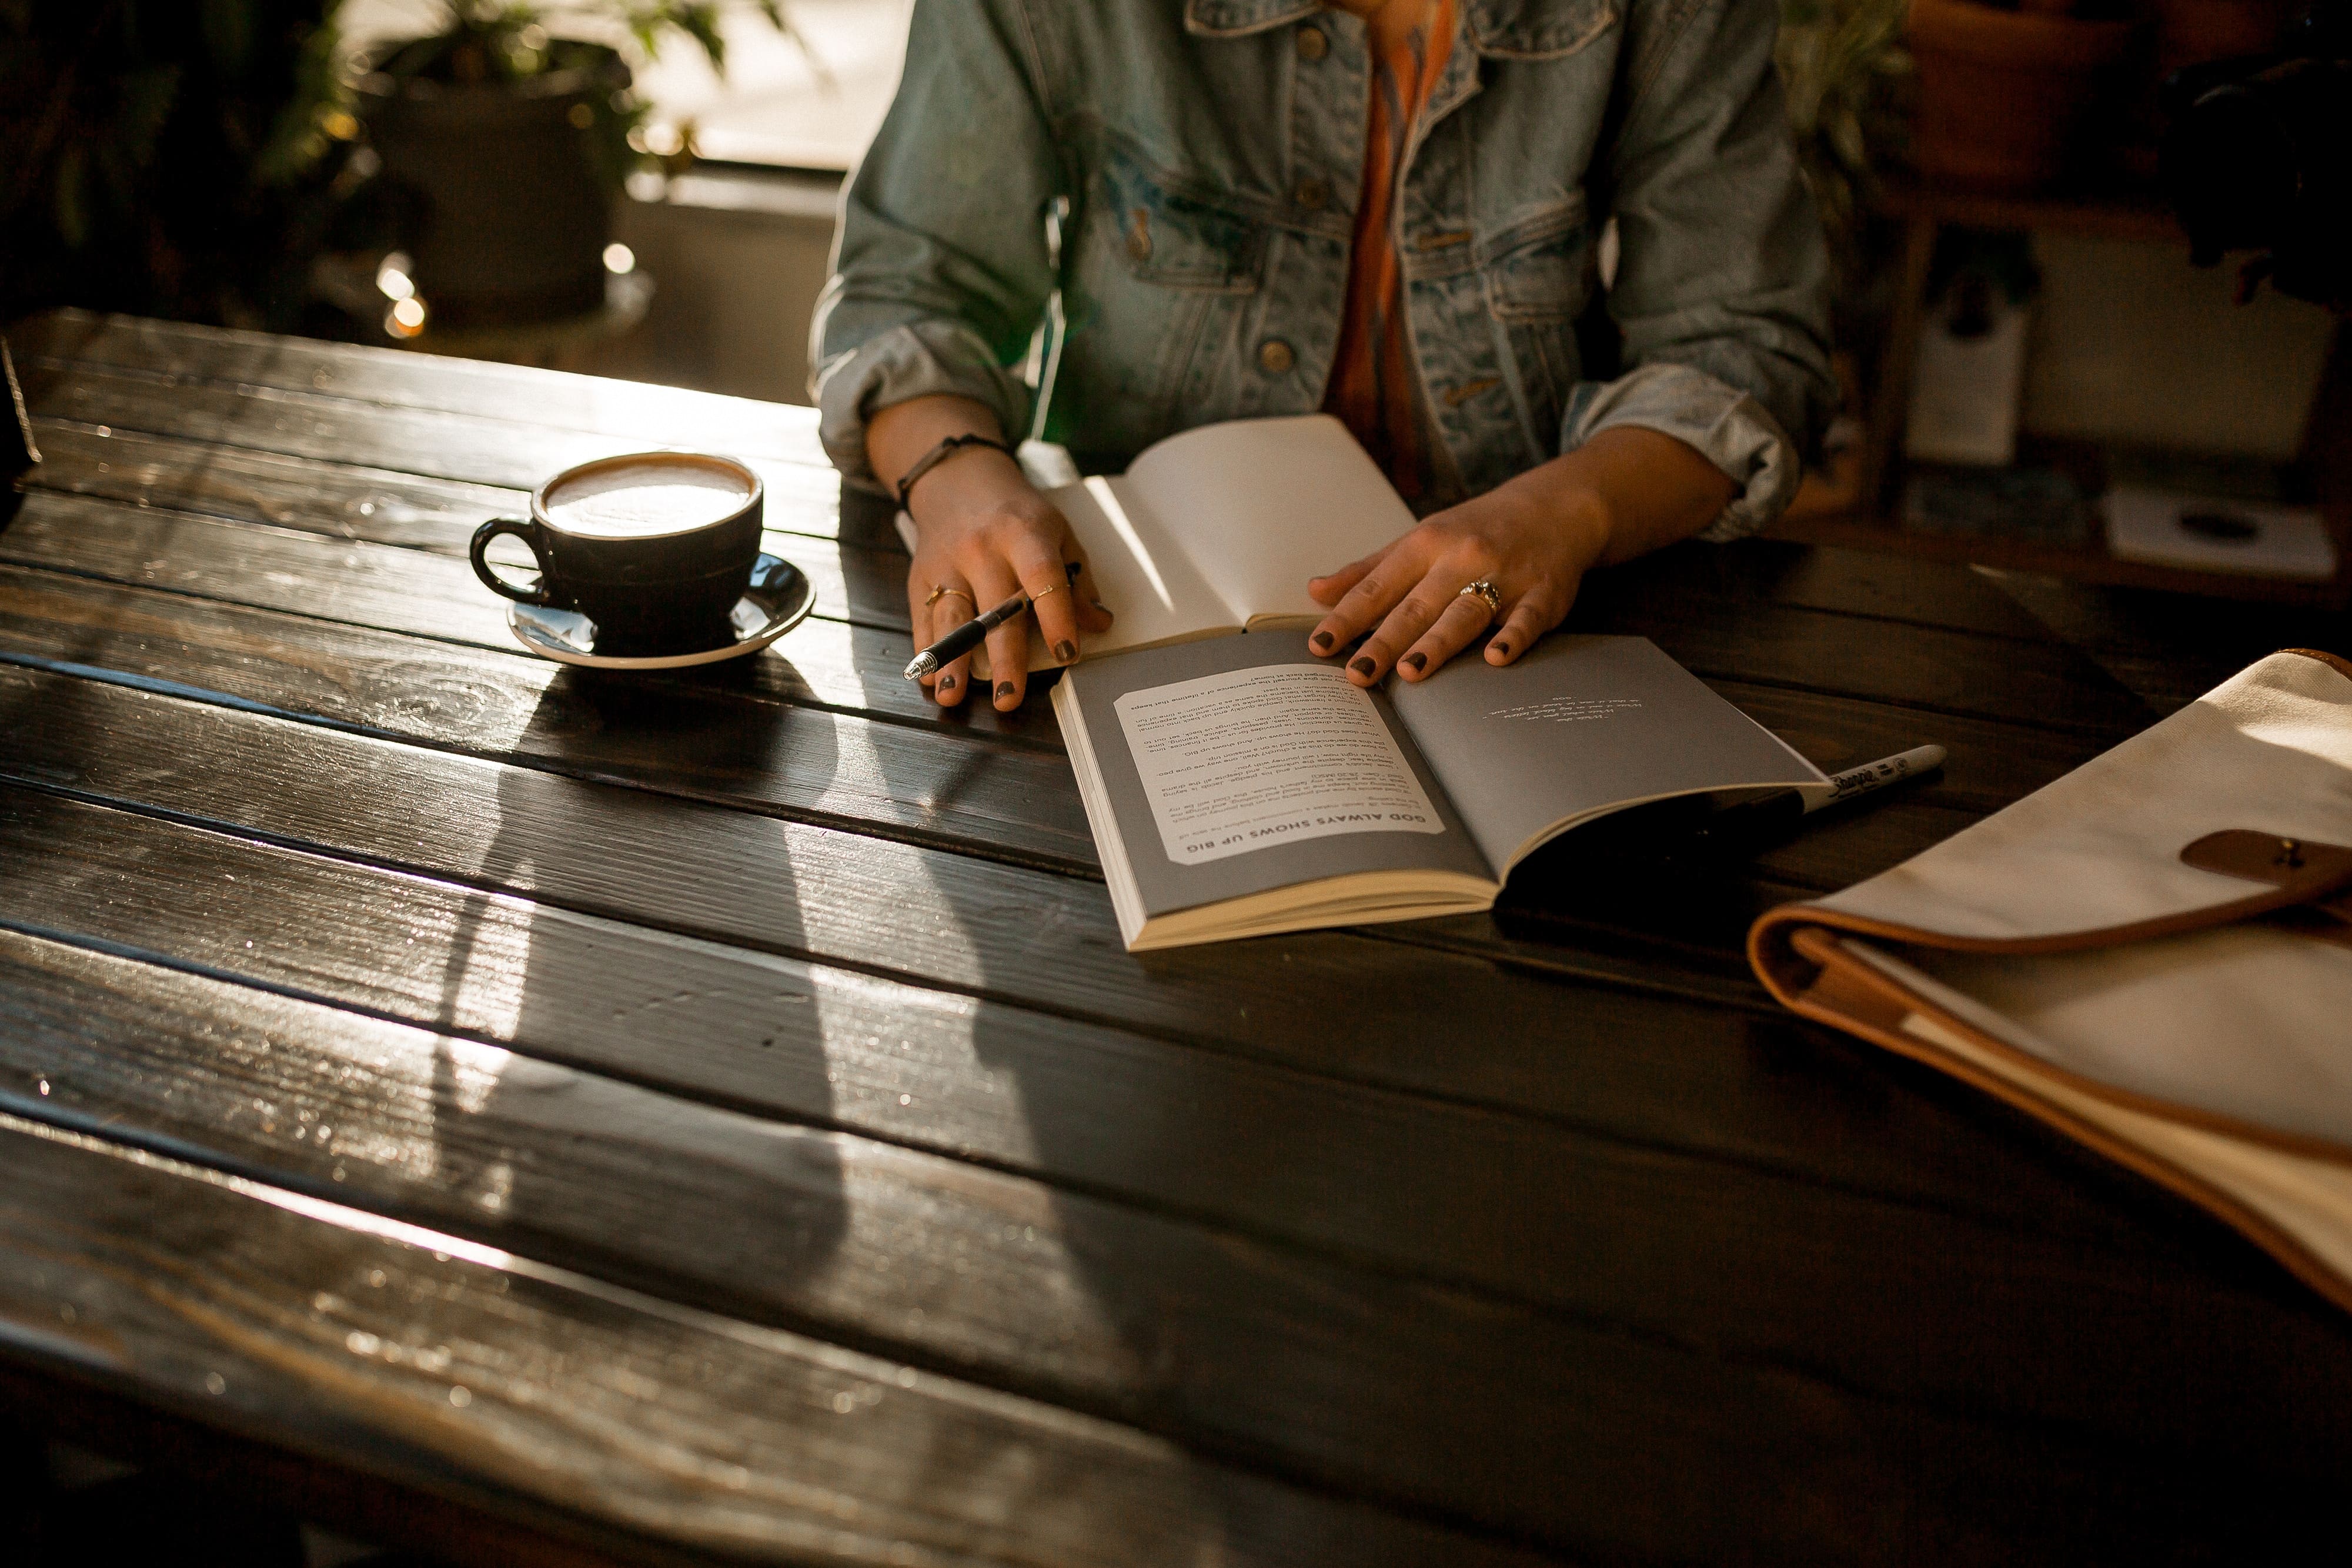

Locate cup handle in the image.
[470,517,556,604]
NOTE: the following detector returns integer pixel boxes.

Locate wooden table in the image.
[4,309,2350,1566]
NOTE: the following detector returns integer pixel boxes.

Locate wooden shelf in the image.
[1812,178,2350,608]
[1768,502,2351,609]
[1879,179,2186,246]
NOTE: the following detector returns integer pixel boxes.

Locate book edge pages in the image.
[1051,676,1150,950]
[1125,870,1499,952]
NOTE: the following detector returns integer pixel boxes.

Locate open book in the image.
[898,414,1417,671]
[1055,630,1826,950]
[1749,649,2352,1315]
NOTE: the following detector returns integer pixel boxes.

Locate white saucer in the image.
[505,554,815,669]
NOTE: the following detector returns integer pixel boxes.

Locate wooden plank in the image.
[5,477,904,639]
[0,780,2265,1318]
[0,764,2104,1251]
[12,309,834,471]
[24,420,850,549]
[0,566,1092,871]
[2,469,2140,785]
[3,925,2341,1561]
[13,357,831,523]
[0,1110,1555,1568]
[12,675,2352,1430]
[1573,547,2153,739]
[0,494,1050,743]
[18,414,2116,813]
[15,363,2153,738]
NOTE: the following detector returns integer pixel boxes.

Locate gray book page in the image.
[1062,633,1495,920]
[1388,635,1828,871]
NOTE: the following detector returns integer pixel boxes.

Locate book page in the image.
[894,475,1233,674]
[1060,633,1493,922]
[1114,664,1445,866]
[1121,415,1416,626]
[1041,474,1234,657]
[1388,635,1826,871]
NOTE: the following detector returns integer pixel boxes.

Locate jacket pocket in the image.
[1481,196,1593,322]
[1093,142,1264,295]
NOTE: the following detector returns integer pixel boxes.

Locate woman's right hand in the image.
[873,397,1111,711]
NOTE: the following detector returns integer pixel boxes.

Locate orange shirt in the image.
[1321,0,1457,504]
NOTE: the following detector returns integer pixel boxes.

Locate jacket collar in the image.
[1185,0,1616,58]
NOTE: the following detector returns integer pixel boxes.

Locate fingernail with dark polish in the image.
[995,681,1017,703]
[1054,640,1077,664]
[938,674,957,693]
[1350,656,1377,677]
[1311,631,1334,651]
[1491,641,1511,658]
[1401,652,1425,673]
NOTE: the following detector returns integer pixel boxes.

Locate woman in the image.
[813,0,1835,710]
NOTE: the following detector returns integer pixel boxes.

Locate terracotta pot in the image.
[1910,0,2143,190]
[2152,0,2294,81]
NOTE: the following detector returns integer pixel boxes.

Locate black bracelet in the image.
[894,432,1019,513]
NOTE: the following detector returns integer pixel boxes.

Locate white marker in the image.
[1798,744,1947,814]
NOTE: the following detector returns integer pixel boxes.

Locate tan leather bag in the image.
[1750,649,2352,1308]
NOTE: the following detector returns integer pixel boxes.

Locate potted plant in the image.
[352,2,790,329]
[0,1,354,330]
[1778,0,1913,297]
[1908,0,2143,190]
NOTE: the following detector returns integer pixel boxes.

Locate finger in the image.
[926,581,980,706]
[1308,537,1431,658]
[1306,542,1390,610]
[967,558,1028,710]
[1347,571,1474,685]
[1007,533,1085,666]
[1397,589,1503,681]
[1486,580,1571,666]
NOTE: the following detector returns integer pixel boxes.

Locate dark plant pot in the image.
[1910,0,2141,191]
[355,46,627,329]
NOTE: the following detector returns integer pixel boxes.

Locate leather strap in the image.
[894,433,1018,514]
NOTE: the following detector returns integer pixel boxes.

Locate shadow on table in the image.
[416,667,853,1326]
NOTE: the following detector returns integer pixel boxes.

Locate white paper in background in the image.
[2104,486,2338,581]
[1906,290,2032,466]
[1114,665,1444,867]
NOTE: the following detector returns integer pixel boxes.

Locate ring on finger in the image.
[1457,579,1502,620]
[926,584,976,611]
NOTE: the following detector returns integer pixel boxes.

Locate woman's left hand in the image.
[1305,427,1739,686]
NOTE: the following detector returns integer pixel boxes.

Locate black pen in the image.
[903,560,1083,681]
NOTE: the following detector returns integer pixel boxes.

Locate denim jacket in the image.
[811,0,1835,537]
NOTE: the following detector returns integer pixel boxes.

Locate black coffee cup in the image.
[471,451,764,652]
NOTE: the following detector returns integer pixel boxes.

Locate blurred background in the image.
[2,0,2345,604]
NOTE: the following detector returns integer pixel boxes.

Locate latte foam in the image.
[544,460,754,539]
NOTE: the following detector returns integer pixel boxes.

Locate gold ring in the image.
[926,584,975,610]
[1458,579,1502,617]
[1029,580,1065,600]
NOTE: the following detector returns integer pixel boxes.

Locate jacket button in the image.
[1296,25,1328,61]
[1258,339,1295,375]
[1125,209,1151,262]
[1294,176,1329,211]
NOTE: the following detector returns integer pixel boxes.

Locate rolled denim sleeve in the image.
[1566,0,1838,540]
[808,0,1062,487]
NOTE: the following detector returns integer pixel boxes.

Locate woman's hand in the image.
[1305,427,1739,685]
[873,396,1111,711]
